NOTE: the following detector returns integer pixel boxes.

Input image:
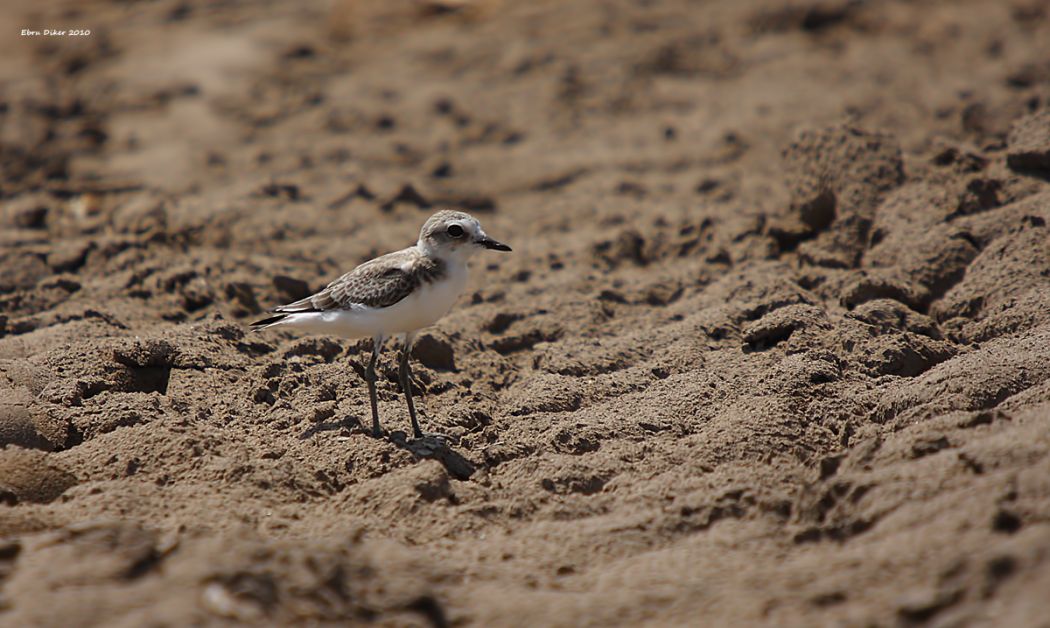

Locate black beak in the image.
[478,237,512,252]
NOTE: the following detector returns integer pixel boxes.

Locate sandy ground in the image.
[2,0,1050,625]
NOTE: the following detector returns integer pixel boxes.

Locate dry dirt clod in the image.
[1006,109,1050,174]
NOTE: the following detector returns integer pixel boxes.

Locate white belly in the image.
[273,266,467,339]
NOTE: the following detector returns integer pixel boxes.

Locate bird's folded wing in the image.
[274,252,443,312]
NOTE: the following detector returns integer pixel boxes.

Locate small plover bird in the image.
[251,210,511,438]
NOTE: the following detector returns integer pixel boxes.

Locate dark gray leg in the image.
[364,335,384,437]
[398,345,424,439]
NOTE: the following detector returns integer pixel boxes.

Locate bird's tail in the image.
[249,314,288,331]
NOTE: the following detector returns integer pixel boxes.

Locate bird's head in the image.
[418,210,511,260]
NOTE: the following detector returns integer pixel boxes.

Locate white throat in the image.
[417,240,476,269]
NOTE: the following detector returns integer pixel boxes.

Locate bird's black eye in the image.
[446,224,465,238]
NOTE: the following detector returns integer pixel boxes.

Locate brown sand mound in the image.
[0,447,76,505]
[2,0,1050,625]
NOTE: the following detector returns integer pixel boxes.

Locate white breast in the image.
[381,261,468,333]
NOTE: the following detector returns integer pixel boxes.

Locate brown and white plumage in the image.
[251,249,447,332]
[281,250,446,311]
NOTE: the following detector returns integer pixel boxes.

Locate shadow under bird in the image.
[251,210,511,438]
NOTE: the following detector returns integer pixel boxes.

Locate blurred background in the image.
[2,0,1050,626]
